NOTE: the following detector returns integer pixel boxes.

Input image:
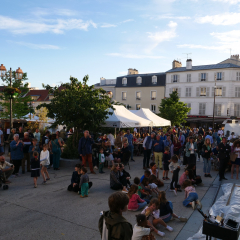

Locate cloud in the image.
[0,15,97,34]
[153,15,191,20]
[10,41,60,49]
[33,8,77,17]
[147,21,177,51]
[120,19,134,23]
[178,30,240,52]
[212,0,240,4]
[196,12,240,25]
[106,53,163,59]
[100,23,117,28]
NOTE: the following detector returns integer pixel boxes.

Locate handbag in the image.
[230,152,238,162]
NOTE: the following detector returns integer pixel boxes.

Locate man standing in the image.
[178,131,185,157]
[18,126,24,140]
[22,132,31,173]
[143,132,155,169]
[78,130,96,174]
[33,128,41,144]
[218,137,231,181]
[153,134,164,170]
[0,156,14,184]
[0,125,4,156]
[124,130,135,162]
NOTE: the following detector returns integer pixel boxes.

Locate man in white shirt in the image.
[218,128,224,137]
[228,132,236,141]
[33,128,41,144]
[0,156,14,184]
[107,131,115,149]
[0,126,4,156]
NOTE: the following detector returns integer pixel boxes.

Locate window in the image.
[199,73,208,81]
[217,72,222,80]
[136,76,142,85]
[122,92,127,100]
[185,87,191,97]
[237,72,240,81]
[171,75,179,83]
[187,74,191,82]
[151,91,156,100]
[31,96,40,101]
[170,88,181,97]
[216,87,222,96]
[122,77,127,86]
[197,87,209,97]
[212,87,226,97]
[136,104,141,110]
[200,87,206,96]
[234,104,240,116]
[201,73,206,81]
[214,104,221,116]
[199,103,206,115]
[235,87,240,97]
[187,103,191,114]
[152,76,157,84]
[151,104,156,113]
[136,91,141,100]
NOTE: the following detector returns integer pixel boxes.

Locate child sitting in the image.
[162,146,171,180]
[40,144,50,184]
[169,155,181,196]
[186,164,202,185]
[149,162,164,187]
[179,169,194,187]
[132,214,155,240]
[79,167,89,198]
[148,175,160,195]
[182,179,202,210]
[134,177,150,204]
[140,170,151,183]
[142,198,173,237]
[140,178,152,198]
[99,192,133,239]
[98,148,105,174]
[128,184,147,211]
[158,191,188,223]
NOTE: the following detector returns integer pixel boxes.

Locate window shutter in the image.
[222,87,226,97]
[237,72,239,81]
[185,88,188,97]
[198,73,201,82]
[189,74,191,82]
[203,103,206,114]
[171,75,173,83]
[177,75,180,82]
[222,72,225,81]
[206,87,210,97]
[196,87,200,97]
[178,88,181,97]
[189,88,191,97]
[206,73,208,81]
[236,87,238,97]
[169,88,172,95]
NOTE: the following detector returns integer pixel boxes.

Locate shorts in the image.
[163,162,170,171]
[42,165,49,168]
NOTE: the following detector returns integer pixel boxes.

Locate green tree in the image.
[158,91,190,126]
[0,71,32,119]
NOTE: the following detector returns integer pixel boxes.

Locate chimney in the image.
[128,68,139,75]
[172,60,182,69]
[231,54,239,60]
[186,59,192,70]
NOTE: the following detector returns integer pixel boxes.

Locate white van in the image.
[222,119,240,138]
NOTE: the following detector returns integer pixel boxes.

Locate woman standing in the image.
[185,137,198,172]
[10,134,24,176]
[197,135,204,162]
[50,133,62,170]
[202,138,212,178]
[231,140,240,179]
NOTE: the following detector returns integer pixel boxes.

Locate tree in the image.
[0,71,32,119]
[158,91,190,126]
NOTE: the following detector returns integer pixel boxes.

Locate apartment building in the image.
[94,77,116,100]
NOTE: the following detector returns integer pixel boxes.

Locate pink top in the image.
[128,193,145,210]
[179,172,194,186]
[185,186,196,199]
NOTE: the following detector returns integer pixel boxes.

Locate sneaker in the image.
[196,200,202,209]
[80,195,85,198]
[204,174,208,177]
[166,225,173,232]
[192,201,196,210]
[179,216,188,222]
[131,159,135,162]
[174,190,177,196]
[122,189,128,193]
[169,189,174,192]
[42,181,47,185]
[46,178,50,181]
[162,177,166,180]
[157,231,165,237]
[208,174,212,178]
[94,166,98,170]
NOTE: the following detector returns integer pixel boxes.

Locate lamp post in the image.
[0,65,23,130]
[212,74,217,130]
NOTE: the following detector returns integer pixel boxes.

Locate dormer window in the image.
[31,95,40,101]
[152,76,157,84]
[49,94,54,100]
[136,76,142,85]
[122,77,127,86]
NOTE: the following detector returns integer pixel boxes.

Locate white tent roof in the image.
[103,105,152,128]
[130,108,171,127]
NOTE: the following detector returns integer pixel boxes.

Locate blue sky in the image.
[1,0,240,88]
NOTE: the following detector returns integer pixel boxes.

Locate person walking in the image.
[142,132,155,169]
[218,137,231,181]
[153,134,164,170]
[124,129,135,162]
[78,130,96,174]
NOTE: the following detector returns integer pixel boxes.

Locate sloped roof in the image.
[166,63,240,73]
[26,89,50,101]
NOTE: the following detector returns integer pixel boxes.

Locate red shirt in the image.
[128,194,145,210]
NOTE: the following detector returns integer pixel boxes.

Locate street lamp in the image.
[0,65,23,130]
[212,74,217,130]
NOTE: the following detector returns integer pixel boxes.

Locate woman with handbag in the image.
[50,133,63,170]
[231,140,240,179]
[202,138,213,178]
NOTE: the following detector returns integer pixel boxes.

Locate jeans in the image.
[154,152,163,168]
[183,192,198,207]
[143,149,152,168]
[128,145,134,160]
[203,158,211,174]
[137,201,147,210]
[162,201,173,223]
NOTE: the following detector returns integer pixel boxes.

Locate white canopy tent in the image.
[130,108,171,127]
[103,105,152,128]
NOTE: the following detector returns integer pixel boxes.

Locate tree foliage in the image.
[37,75,113,133]
[0,71,33,119]
[158,91,190,126]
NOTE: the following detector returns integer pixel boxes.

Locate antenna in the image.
[183,53,192,59]
[229,48,232,57]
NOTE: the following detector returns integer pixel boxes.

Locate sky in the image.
[1,0,240,88]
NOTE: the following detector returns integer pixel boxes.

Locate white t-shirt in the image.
[0,130,3,144]
[148,183,157,189]
[132,224,151,240]
[107,134,115,146]
[40,150,50,165]
[141,206,160,224]
[235,147,240,158]
[134,128,137,133]
[100,153,105,163]
[149,169,158,178]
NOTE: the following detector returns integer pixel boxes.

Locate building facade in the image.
[165,56,240,127]
[94,77,116,100]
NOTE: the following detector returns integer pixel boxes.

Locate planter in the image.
[60,158,80,168]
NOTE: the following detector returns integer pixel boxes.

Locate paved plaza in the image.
[0,155,235,240]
